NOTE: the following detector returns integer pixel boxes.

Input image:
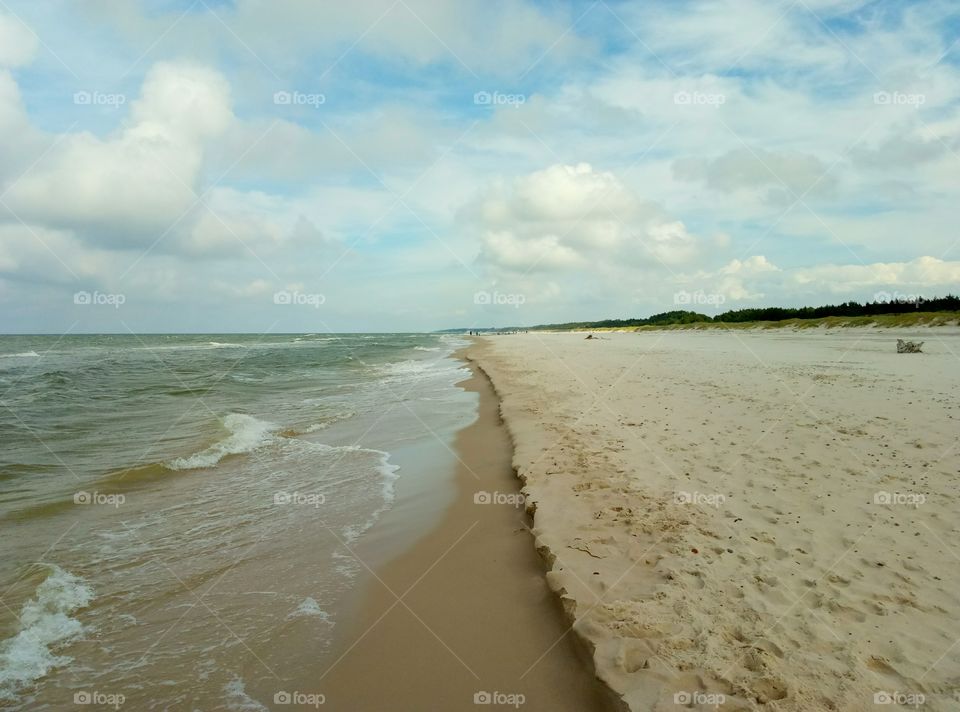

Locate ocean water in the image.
[0,333,472,710]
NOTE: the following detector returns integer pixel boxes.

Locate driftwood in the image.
[897,339,924,353]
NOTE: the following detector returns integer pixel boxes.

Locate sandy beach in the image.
[319,355,618,711]
[468,329,960,711]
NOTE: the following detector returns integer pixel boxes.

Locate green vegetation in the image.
[439,296,960,334]
[713,295,960,323]
[592,311,960,332]
[523,310,711,331]
[515,295,960,332]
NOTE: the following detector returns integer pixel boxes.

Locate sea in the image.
[0,333,474,710]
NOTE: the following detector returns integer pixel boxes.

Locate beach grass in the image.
[575,310,960,332]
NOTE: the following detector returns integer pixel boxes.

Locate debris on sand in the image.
[896,339,923,353]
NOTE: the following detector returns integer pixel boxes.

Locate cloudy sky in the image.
[1,0,958,333]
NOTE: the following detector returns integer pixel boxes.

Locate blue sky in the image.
[0,0,958,332]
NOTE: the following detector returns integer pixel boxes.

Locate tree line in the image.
[525,295,960,330]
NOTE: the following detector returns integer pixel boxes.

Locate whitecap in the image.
[223,677,269,712]
[286,598,333,624]
[342,449,399,543]
[0,565,94,701]
[166,414,276,471]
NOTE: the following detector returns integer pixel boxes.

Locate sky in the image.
[0,0,959,333]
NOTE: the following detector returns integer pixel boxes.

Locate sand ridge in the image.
[470,330,960,711]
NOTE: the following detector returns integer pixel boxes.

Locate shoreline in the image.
[318,345,618,710]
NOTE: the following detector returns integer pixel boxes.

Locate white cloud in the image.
[1,0,959,331]
[720,255,780,276]
[3,63,232,246]
[0,13,38,68]
[480,231,582,270]
[677,255,960,307]
[466,163,700,273]
[792,256,960,290]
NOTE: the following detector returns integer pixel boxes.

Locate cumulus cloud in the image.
[677,255,960,307]
[0,13,37,68]
[1,0,959,331]
[791,256,960,291]
[720,256,780,276]
[3,63,233,246]
[466,163,700,273]
[0,70,40,180]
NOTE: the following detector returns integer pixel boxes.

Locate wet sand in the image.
[318,351,618,711]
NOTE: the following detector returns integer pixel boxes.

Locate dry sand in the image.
[318,358,619,711]
[469,329,960,711]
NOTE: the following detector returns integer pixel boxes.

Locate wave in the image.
[165,414,276,471]
[0,565,93,701]
[342,449,399,543]
[376,359,434,379]
[286,597,333,623]
[223,677,268,712]
[297,410,356,434]
[0,351,39,359]
[439,334,469,348]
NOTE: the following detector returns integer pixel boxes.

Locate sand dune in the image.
[470,329,960,711]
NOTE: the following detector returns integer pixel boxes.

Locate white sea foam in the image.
[439,334,469,348]
[223,677,269,712]
[342,449,400,543]
[287,598,333,623]
[0,351,40,359]
[375,358,464,387]
[166,414,276,470]
[380,359,432,376]
[0,566,94,700]
[300,410,356,433]
[376,351,469,384]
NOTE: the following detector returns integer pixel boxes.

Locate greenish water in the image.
[0,333,473,710]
